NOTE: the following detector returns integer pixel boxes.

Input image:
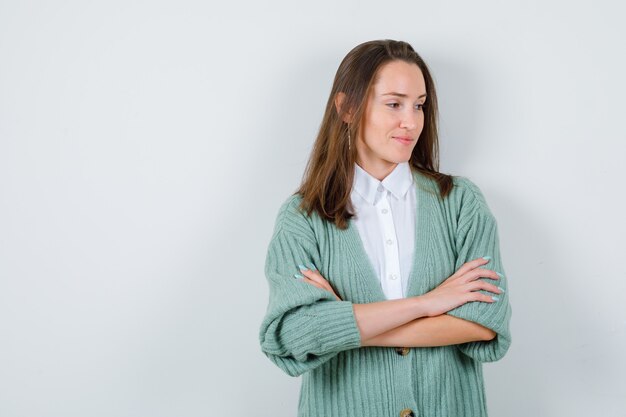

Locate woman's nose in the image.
[400,110,420,130]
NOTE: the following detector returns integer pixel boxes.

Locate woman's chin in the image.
[388,154,412,164]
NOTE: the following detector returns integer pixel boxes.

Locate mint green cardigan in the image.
[259,171,512,417]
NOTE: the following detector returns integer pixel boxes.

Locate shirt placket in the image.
[375,188,403,300]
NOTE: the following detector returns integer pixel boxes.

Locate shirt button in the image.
[377,184,384,192]
[389,274,397,280]
[386,239,393,245]
[395,347,410,356]
[381,208,388,214]
[400,408,415,417]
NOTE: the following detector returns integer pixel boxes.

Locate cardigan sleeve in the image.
[445,177,512,363]
[258,197,362,377]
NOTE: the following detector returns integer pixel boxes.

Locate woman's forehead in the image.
[373,61,426,97]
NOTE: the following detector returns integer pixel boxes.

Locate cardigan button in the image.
[395,347,410,356]
[400,409,415,417]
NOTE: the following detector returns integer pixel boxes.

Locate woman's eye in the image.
[415,103,424,111]
[386,102,400,108]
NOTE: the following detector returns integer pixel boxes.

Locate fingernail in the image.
[298,264,308,271]
[498,286,505,293]
[496,272,504,278]
[491,296,499,301]
[308,263,317,271]
[294,273,304,279]
[482,256,492,261]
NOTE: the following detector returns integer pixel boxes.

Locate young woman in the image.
[259,39,512,417]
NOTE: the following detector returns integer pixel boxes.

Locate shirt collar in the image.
[352,162,414,205]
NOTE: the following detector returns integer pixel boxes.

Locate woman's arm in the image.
[299,257,501,343]
[442,177,513,362]
[361,314,496,347]
[261,197,498,377]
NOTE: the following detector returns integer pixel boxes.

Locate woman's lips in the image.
[393,136,413,145]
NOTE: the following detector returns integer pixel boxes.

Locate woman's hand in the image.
[418,257,503,317]
[296,265,342,301]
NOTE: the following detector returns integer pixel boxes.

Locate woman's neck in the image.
[355,159,399,181]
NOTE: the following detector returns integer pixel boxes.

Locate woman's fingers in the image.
[444,257,491,283]
[301,277,325,290]
[468,290,497,304]
[420,256,506,316]
[299,267,342,301]
[467,280,503,295]
[462,267,501,283]
[300,268,328,285]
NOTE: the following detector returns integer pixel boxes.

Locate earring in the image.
[348,126,351,151]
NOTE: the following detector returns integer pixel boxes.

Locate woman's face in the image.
[356,60,427,180]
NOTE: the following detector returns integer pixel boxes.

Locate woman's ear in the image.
[334,92,354,123]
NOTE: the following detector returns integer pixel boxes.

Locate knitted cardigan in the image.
[259,170,512,417]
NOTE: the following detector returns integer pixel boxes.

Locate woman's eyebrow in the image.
[382,92,427,98]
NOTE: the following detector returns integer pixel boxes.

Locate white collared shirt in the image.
[350,162,416,300]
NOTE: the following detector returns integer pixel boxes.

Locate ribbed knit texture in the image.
[259,171,512,417]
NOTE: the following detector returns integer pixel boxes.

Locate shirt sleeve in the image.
[258,197,362,377]
[444,177,513,363]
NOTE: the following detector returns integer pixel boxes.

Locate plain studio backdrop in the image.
[1,1,625,416]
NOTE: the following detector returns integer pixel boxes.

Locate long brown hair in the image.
[296,39,454,230]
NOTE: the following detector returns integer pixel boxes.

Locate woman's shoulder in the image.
[451,175,487,202]
[411,170,486,202]
[411,169,492,218]
[276,192,304,216]
[271,192,317,239]
[447,174,495,220]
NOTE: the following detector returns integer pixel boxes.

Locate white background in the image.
[1,1,625,416]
